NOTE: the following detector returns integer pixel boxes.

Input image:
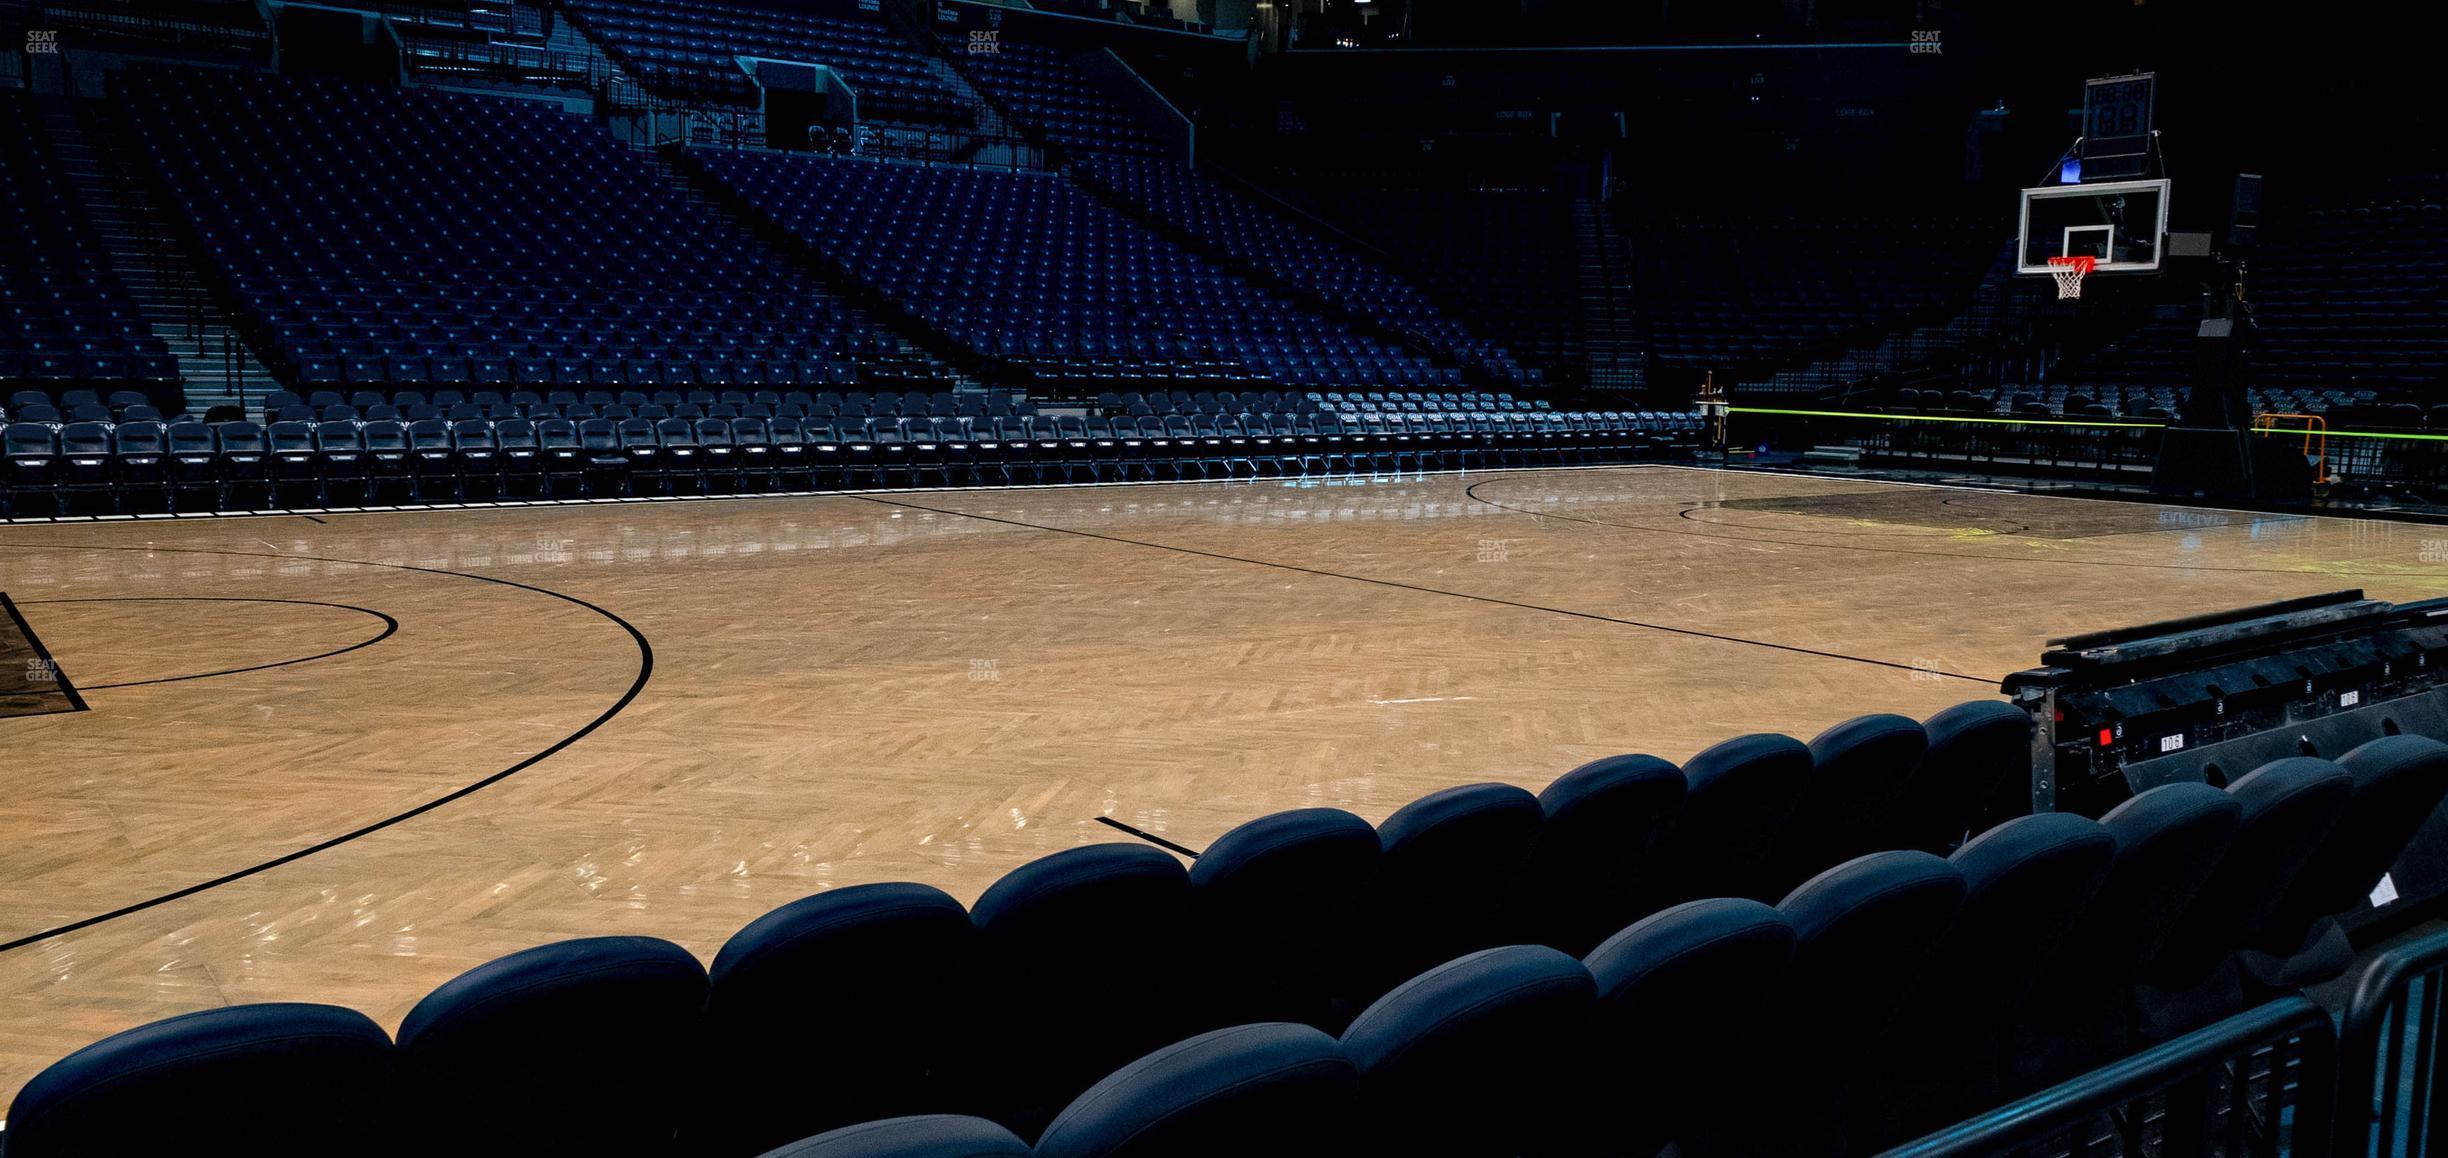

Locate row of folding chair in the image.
[3,412,1696,515]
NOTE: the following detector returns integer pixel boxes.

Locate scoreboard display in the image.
[2080,72,2156,178]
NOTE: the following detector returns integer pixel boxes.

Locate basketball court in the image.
[1,464,2442,1099]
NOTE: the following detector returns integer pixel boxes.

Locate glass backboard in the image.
[2017,178,2171,275]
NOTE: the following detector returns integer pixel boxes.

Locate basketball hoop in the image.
[2047,255,2097,300]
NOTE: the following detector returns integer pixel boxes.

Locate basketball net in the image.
[2047,255,2096,300]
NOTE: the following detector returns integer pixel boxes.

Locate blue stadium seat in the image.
[1889,700,2030,853]
[1762,713,1930,896]
[758,1115,1034,1158]
[2247,735,2448,992]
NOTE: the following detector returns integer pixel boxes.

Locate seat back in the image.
[1579,899,1795,1158]
[1340,945,1596,1155]
[966,844,1195,1135]
[1649,733,1812,905]
[1763,714,1929,895]
[1518,753,1685,955]
[695,883,973,1155]
[2272,734,2448,946]
[3,1003,392,1158]
[1187,808,1379,1027]
[1355,783,1543,1003]
[394,936,708,1153]
[755,1115,1032,1158]
[1034,1023,1358,1158]
[1890,700,2029,852]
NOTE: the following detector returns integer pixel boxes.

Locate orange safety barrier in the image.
[2252,412,2329,483]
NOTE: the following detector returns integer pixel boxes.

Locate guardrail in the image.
[2338,927,2448,1156]
[1881,996,2337,1158]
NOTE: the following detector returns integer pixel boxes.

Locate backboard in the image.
[2017,178,2171,275]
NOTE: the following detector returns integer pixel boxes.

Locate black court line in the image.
[0,541,652,955]
[0,591,88,714]
[12,597,398,691]
[847,493,1996,684]
[1462,475,2448,582]
[1094,815,1203,858]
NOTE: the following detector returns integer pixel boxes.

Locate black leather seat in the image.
[2132,757,2350,1046]
[1341,945,1597,1156]
[2009,782,2242,1095]
[964,844,1195,1137]
[1519,754,1686,956]
[1762,714,1928,896]
[1866,812,2117,1148]
[1889,700,2029,853]
[1578,898,1796,1158]
[1351,783,1544,1009]
[1188,808,1379,1028]
[1647,733,1811,906]
[394,935,709,1155]
[2246,734,2448,992]
[759,1115,1034,1158]
[1034,1022,1358,1157]
[1740,851,1964,1158]
[3,1003,393,1157]
[695,882,974,1156]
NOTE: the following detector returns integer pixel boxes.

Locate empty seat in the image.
[393,936,709,1155]
[1576,898,1796,1158]
[1646,733,1811,906]
[2132,757,2350,1045]
[693,882,973,1155]
[3,1004,393,1158]
[1740,851,1965,1158]
[1865,812,2117,1148]
[1033,1023,1358,1157]
[1340,945,1596,1156]
[759,1115,1035,1158]
[1517,753,1686,956]
[2246,734,2448,991]
[1187,808,1379,1028]
[963,844,1195,1137]
[1761,713,1928,896]
[2010,782,2243,1094]
[1889,700,2029,853]
[1351,783,1544,1007]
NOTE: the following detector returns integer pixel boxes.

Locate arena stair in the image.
[33,92,279,417]
[1572,195,1645,389]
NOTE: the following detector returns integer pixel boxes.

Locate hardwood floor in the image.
[3,465,2445,1102]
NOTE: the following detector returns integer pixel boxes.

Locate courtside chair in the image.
[2247,734,2448,993]
[1760,713,1929,897]
[2008,782,2243,1095]
[694,883,974,1157]
[1645,733,1812,908]
[1517,753,1686,957]
[1351,783,1544,1010]
[1032,1023,1359,1158]
[1339,945,1596,1157]
[1737,851,1965,1158]
[1577,898,1796,1158]
[1187,807,1380,1029]
[1889,699,2030,854]
[963,844,1196,1138]
[1864,812,2117,1148]
[393,935,709,1156]
[758,1116,1034,1158]
[2,1003,394,1158]
[111,420,169,513]
[2132,757,2350,1047]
